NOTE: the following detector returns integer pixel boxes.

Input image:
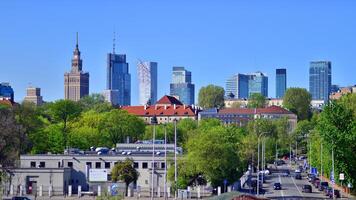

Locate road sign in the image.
[339,173,345,180]
[223,179,228,185]
[311,167,318,175]
[111,184,119,196]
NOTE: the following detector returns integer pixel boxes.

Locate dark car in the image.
[11,197,31,200]
[327,189,340,198]
[308,174,316,182]
[274,182,282,190]
[302,185,312,193]
[314,179,321,188]
[295,172,302,180]
[319,182,329,191]
[283,170,290,177]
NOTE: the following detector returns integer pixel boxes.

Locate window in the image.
[68,162,73,168]
[142,162,148,169]
[161,162,165,169]
[39,162,45,168]
[86,162,92,168]
[30,161,36,168]
[105,162,110,169]
[95,162,101,169]
[133,162,139,169]
[58,162,61,168]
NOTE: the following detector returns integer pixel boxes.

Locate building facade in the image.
[137,61,157,105]
[0,82,14,102]
[122,95,200,124]
[64,34,89,101]
[199,105,297,132]
[276,68,287,98]
[248,72,268,97]
[309,61,332,102]
[106,53,131,106]
[169,67,195,105]
[24,87,43,106]
[225,74,249,99]
[329,85,356,100]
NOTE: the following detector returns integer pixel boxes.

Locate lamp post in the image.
[257,132,267,196]
[332,143,335,200]
[151,115,158,200]
[164,125,167,200]
[174,118,178,200]
[320,143,323,182]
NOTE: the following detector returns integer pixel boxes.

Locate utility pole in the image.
[321,143,323,182]
[332,144,335,200]
[164,125,167,200]
[257,136,260,196]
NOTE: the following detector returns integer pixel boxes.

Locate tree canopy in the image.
[198,84,225,109]
[283,88,311,120]
[248,93,266,108]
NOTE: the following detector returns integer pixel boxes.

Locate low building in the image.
[5,142,180,197]
[329,85,356,100]
[199,105,297,132]
[122,95,200,124]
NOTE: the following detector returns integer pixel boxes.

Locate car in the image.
[295,172,302,180]
[307,174,316,182]
[295,169,301,173]
[319,182,329,191]
[302,185,312,193]
[314,179,321,188]
[274,182,282,190]
[326,189,340,198]
[283,170,290,177]
[11,197,31,200]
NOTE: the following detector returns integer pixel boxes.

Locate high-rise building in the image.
[0,82,14,102]
[248,72,268,97]
[24,86,43,106]
[170,67,195,105]
[137,61,157,105]
[276,68,287,98]
[64,33,89,101]
[309,61,332,102]
[225,74,249,99]
[106,50,131,106]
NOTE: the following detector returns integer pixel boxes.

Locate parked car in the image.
[302,185,312,193]
[274,182,282,190]
[295,172,302,180]
[283,170,290,177]
[11,197,31,200]
[326,189,340,198]
[319,182,329,191]
[314,179,321,188]
[307,174,316,182]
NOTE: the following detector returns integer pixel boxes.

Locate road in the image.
[260,163,349,200]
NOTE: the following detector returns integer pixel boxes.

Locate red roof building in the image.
[121,95,200,124]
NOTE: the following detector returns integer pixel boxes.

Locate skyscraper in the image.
[170,67,195,105]
[137,61,157,105]
[225,74,249,99]
[248,72,268,97]
[105,44,131,106]
[64,33,89,101]
[276,68,287,98]
[24,86,43,106]
[309,61,332,101]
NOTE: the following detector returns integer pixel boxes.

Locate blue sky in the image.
[1,0,355,104]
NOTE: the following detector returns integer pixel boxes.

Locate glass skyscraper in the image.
[137,61,157,105]
[276,68,287,98]
[309,61,332,102]
[106,53,131,106]
[225,74,249,99]
[0,82,14,102]
[170,67,195,105]
[248,72,268,97]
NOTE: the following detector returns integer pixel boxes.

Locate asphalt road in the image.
[261,163,348,200]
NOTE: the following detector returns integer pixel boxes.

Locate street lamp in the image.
[164,124,168,200]
[173,118,178,200]
[151,115,158,200]
[257,132,267,196]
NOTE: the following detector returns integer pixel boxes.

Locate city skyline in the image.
[1,1,356,104]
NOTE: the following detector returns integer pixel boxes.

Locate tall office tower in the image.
[170,67,195,105]
[225,74,249,99]
[64,33,89,101]
[106,40,131,106]
[0,82,14,102]
[24,86,43,106]
[309,61,332,102]
[137,61,157,105]
[276,68,287,98]
[248,72,268,97]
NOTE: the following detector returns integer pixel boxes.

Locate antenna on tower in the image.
[76,32,79,48]
[113,31,116,54]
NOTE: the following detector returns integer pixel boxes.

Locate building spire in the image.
[76,32,79,49]
[113,31,116,54]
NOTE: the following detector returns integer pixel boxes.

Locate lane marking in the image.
[278,175,285,200]
[291,175,304,197]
